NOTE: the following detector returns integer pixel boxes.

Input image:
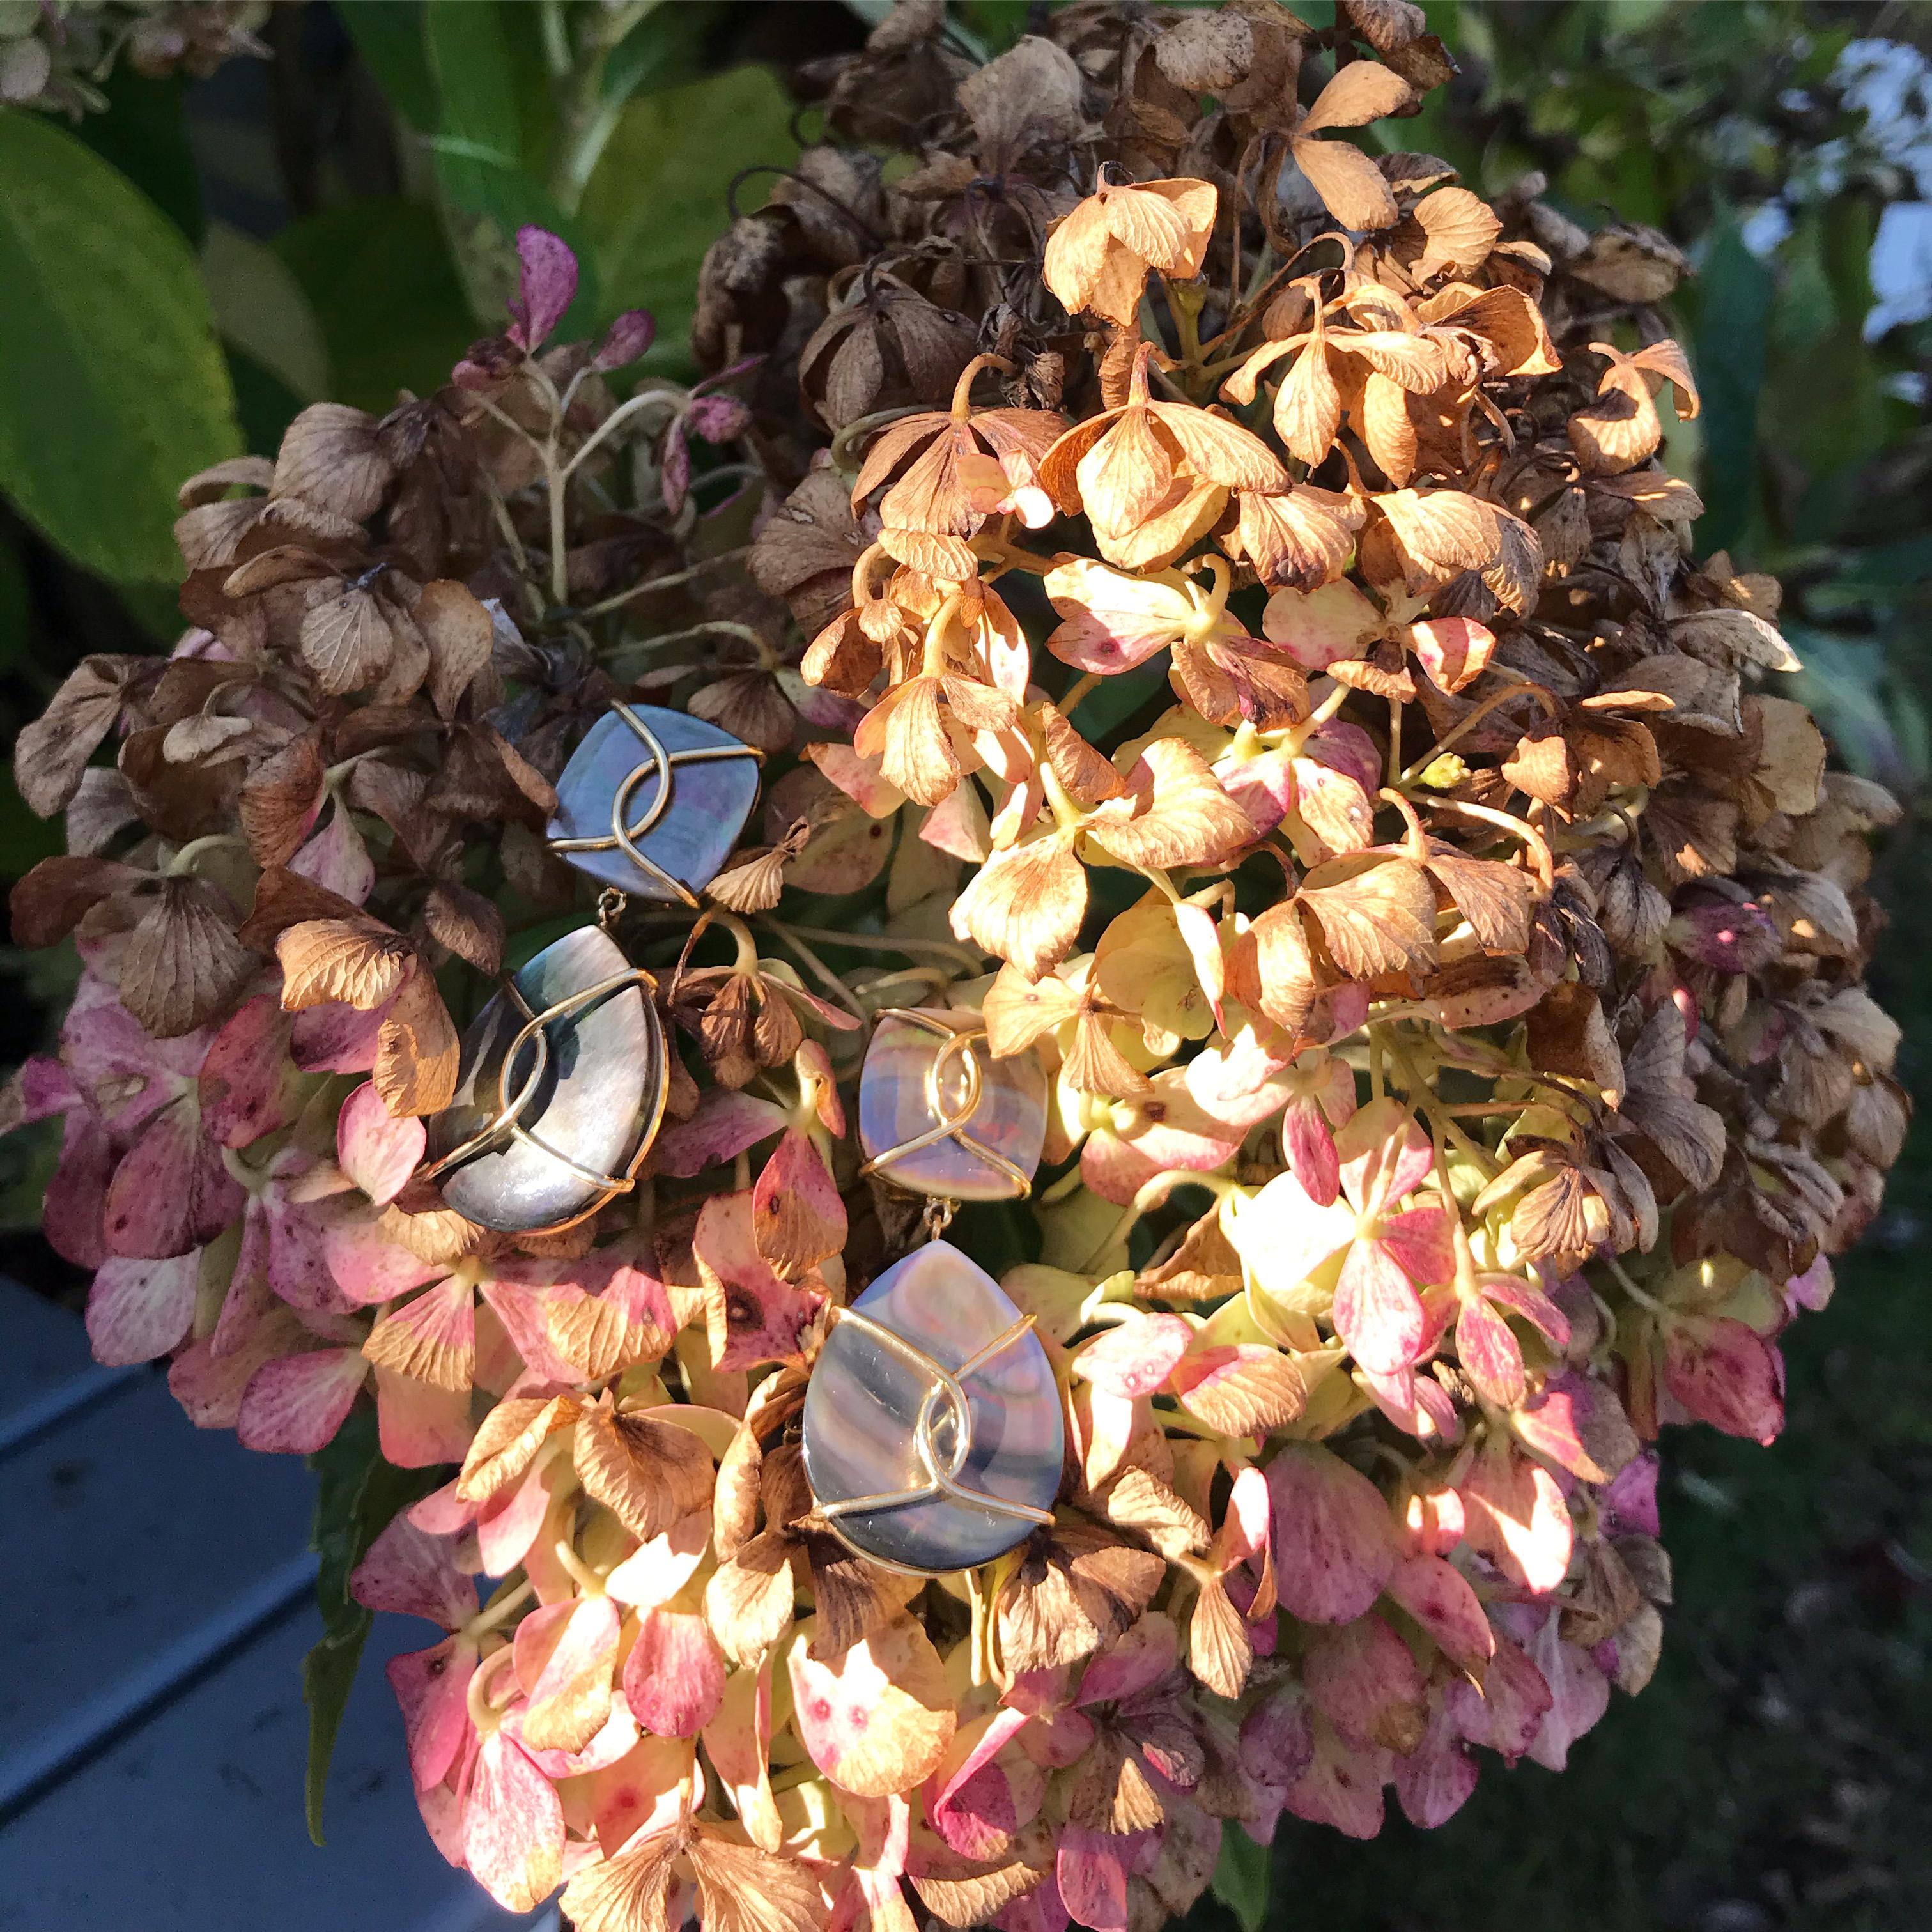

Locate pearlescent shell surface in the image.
[857,1010,1046,1201]
[802,1242,1063,1572]
[545,706,758,900]
[425,927,661,1233]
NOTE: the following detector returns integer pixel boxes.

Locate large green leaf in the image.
[303,1405,441,1845]
[1210,1823,1272,1932]
[274,198,477,414]
[578,65,799,362]
[0,114,240,584]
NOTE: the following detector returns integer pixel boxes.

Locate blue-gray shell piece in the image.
[424,925,660,1233]
[545,705,758,901]
[801,1241,1063,1573]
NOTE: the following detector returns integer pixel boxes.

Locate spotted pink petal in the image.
[1055,1825,1149,1931]
[352,1508,478,1630]
[1409,615,1495,693]
[1391,1706,1478,1828]
[45,1107,113,1269]
[323,1214,447,1307]
[1302,1613,1425,1750]
[692,1189,823,1370]
[623,1607,726,1738]
[1281,1095,1340,1205]
[752,1124,847,1263]
[198,994,300,1148]
[267,1193,356,1313]
[651,1089,788,1178]
[104,1099,244,1259]
[1374,1200,1457,1286]
[1663,1318,1784,1445]
[1599,1451,1660,1538]
[591,307,656,371]
[1333,1097,1434,1216]
[375,1368,476,1468]
[1332,1237,1426,1373]
[1444,1634,1552,1761]
[925,1706,1036,1858]
[62,973,205,1133]
[1384,1554,1494,1673]
[1355,1362,1460,1442]
[1072,1315,1192,1400]
[237,1346,368,1453]
[337,1079,427,1203]
[1511,1371,1633,1482]
[1455,1294,1525,1407]
[168,1304,310,1430]
[463,1726,565,1912]
[1265,1442,1399,1625]
[86,1250,200,1364]
[289,995,391,1072]
[505,226,578,353]
[387,1634,479,1791]
[1283,1715,1387,1839]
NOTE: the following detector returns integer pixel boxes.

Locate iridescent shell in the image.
[545,702,759,903]
[858,1009,1046,1202]
[423,927,663,1233]
[801,1241,1063,1573]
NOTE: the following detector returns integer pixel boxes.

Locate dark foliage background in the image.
[1,4,1928,1928]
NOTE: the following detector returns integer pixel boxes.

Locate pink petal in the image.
[1281,1097,1340,1205]
[463,1727,564,1912]
[692,1189,823,1370]
[1455,1295,1526,1407]
[104,1099,244,1258]
[337,1079,427,1203]
[1332,1237,1426,1373]
[651,1090,787,1178]
[1481,1272,1571,1346]
[591,307,656,371]
[1375,1200,1457,1285]
[1055,1825,1148,1931]
[752,1125,847,1258]
[1458,1441,1573,1594]
[1074,1613,1178,1710]
[1238,1682,1313,1793]
[1444,1634,1552,1761]
[506,226,578,352]
[352,1510,478,1628]
[1384,1554,1494,1673]
[1283,1715,1387,1839]
[622,1607,725,1738]
[476,1456,562,1576]
[1072,1315,1193,1400]
[1333,1097,1435,1216]
[1664,1318,1784,1444]
[387,1634,479,1791]
[1302,1614,1425,1750]
[1409,616,1495,693]
[1265,1444,1399,1625]
[1523,1609,1611,1772]
[324,1215,447,1306]
[198,994,300,1148]
[1392,1706,1478,1828]
[926,1707,1035,1858]
[375,1367,477,1467]
[290,801,375,904]
[289,995,391,1072]
[1510,1371,1632,1482]
[85,1250,200,1364]
[167,1305,310,1429]
[237,1347,368,1453]
[1599,1451,1660,1538]
[1356,1362,1460,1442]
[46,1104,114,1269]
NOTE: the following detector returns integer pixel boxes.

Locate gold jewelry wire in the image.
[546,698,763,909]
[419,966,666,1205]
[855,1008,1033,1199]
[813,1302,1055,1561]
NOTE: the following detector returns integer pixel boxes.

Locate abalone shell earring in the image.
[801,1005,1061,1574]
[419,702,758,1234]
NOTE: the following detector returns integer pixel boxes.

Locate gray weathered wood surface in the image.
[0,1277,555,1931]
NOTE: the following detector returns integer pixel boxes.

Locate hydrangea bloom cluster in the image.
[1,4,1908,1931]
[0,0,267,113]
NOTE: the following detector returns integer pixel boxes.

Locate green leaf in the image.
[578,65,800,364]
[339,0,438,132]
[273,198,476,414]
[1210,1823,1272,1932]
[0,114,240,584]
[1691,210,1772,554]
[302,1405,441,1845]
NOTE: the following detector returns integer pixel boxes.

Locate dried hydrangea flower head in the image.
[1,5,1908,1931]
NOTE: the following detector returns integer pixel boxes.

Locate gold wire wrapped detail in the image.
[545,699,764,909]
[419,966,667,1210]
[856,1008,1033,1200]
[813,1302,1056,1566]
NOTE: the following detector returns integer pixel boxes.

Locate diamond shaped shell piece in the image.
[422,925,665,1234]
[545,701,760,904]
[801,1241,1063,1573]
